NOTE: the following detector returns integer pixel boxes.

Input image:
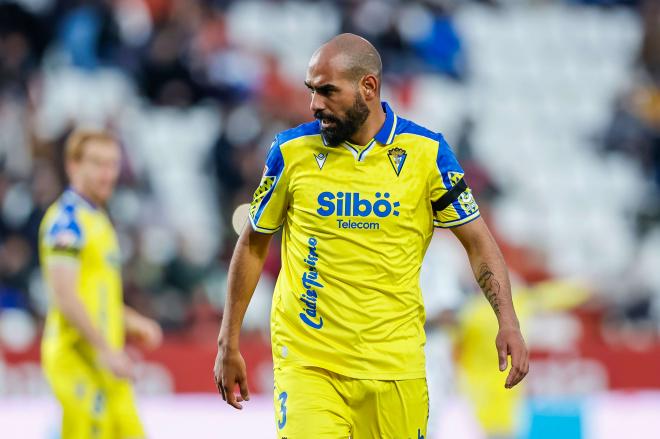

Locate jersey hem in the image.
[45,253,81,264]
[434,211,480,229]
[248,215,281,234]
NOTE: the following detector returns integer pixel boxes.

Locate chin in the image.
[96,189,113,204]
[321,130,343,147]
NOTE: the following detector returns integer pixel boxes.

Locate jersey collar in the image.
[373,101,398,146]
[64,187,98,210]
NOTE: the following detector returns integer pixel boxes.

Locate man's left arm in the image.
[124,306,163,351]
[451,217,529,389]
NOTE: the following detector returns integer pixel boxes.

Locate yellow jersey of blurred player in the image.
[39,130,162,439]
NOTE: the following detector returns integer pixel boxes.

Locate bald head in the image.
[312,33,382,85]
[305,34,386,146]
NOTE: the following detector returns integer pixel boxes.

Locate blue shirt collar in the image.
[374,101,398,146]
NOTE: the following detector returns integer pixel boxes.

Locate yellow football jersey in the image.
[250,102,480,380]
[39,189,124,360]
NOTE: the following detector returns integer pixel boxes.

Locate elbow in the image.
[461,235,486,259]
[51,288,76,316]
[52,292,70,315]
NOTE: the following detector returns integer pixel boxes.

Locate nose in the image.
[310,91,325,114]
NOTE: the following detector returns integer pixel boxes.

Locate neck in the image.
[348,103,386,146]
[70,182,100,207]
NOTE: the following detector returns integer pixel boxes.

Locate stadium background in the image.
[1,0,659,437]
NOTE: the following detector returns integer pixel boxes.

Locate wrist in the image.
[96,341,112,354]
[497,315,520,330]
[218,331,239,351]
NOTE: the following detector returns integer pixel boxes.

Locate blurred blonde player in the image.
[456,279,590,438]
[39,130,162,439]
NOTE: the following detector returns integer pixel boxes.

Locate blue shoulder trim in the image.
[374,102,398,145]
[434,135,467,218]
[264,139,284,178]
[46,196,84,250]
[277,121,321,146]
[252,136,288,226]
[435,134,462,176]
[396,118,442,142]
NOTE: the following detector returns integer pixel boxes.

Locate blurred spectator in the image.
[55,1,121,70]
[341,0,467,79]
[0,2,48,95]
[0,234,32,310]
[604,0,660,218]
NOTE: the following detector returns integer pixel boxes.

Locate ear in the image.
[361,74,379,102]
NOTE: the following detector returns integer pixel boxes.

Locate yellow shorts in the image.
[43,349,145,439]
[273,365,428,439]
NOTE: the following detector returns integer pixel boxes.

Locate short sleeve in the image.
[248,138,289,233]
[429,135,480,228]
[43,208,84,259]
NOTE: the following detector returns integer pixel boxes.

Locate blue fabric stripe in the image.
[47,194,84,246]
[278,121,320,145]
[374,102,396,144]
[253,140,285,225]
[395,118,439,141]
[435,135,467,218]
[450,199,467,218]
[48,212,83,241]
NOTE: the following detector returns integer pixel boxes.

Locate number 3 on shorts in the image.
[277,391,288,430]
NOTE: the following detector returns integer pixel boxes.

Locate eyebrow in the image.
[304,81,339,94]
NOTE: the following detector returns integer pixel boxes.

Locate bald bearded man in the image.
[214,33,528,438]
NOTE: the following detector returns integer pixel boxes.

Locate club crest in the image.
[387,147,407,176]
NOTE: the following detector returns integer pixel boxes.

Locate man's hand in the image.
[451,218,529,389]
[496,325,529,389]
[214,346,250,410]
[98,347,135,380]
[129,315,163,351]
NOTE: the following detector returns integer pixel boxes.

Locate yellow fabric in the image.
[456,280,590,435]
[250,103,479,381]
[40,189,124,355]
[39,189,141,438]
[456,292,525,436]
[274,365,428,439]
[43,348,144,439]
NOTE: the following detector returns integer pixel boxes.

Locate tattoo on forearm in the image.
[477,263,500,316]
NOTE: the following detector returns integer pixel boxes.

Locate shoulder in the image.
[391,117,463,178]
[264,121,321,176]
[394,117,454,162]
[275,121,321,147]
[395,117,443,144]
[42,193,85,249]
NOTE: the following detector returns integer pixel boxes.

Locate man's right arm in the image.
[214,224,273,409]
[47,260,134,379]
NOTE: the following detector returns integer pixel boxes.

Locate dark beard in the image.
[316,94,370,147]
